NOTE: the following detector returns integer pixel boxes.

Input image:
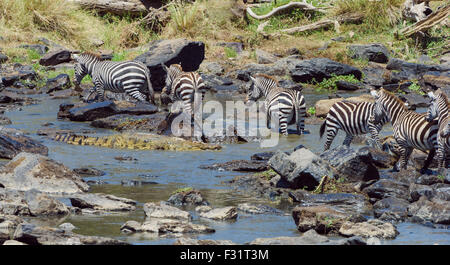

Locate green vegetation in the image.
[437,175,445,182]
[171,187,193,195]
[408,80,425,95]
[224,47,237,58]
[254,169,278,181]
[313,74,360,92]
[307,107,316,116]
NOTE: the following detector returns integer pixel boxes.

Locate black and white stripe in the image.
[247,74,305,135]
[426,89,449,168]
[73,53,154,104]
[162,64,206,114]
[371,88,439,172]
[319,100,388,151]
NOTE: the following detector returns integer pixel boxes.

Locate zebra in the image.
[161,64,207,115]
[425,89,449,168]
[72,52,155,104]
[371,88,439,173]
[319,100,389,151]
[246,74,305,135]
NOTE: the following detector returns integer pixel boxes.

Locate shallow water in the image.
[3,91,449,245]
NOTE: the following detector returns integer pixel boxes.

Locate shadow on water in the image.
[3,92,450,245]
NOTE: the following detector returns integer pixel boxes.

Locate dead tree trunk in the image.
[67,0,163,16]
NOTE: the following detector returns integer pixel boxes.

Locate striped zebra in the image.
[319,100,388,151]
[371,88,439,173]
[425,89,449,168]
[73,52,154,104]
[246,74,305,135]
[161,64,207,114]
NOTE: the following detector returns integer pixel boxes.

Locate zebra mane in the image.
[380,88,408,110]
[435,89,448,104]
[82,52,102,60]
[170,64,183,71]
[253,74,278,87]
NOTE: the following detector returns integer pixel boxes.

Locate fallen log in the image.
[400,4,450,37]
[246,1,326,20]
[66,0,161,15]
[280,13,363,34]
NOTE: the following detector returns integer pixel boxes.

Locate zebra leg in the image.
[125,87,147,102]
[342,134,353,147]
[394,144,412,172]
[278,111,288,136]
[368,121,382,149]
[420,148,436,174]
[436,143,445,168]
[324,128,338,151]
[85,87,97,102]
[92,77,105,101]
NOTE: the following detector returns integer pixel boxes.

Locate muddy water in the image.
[3,91,450,245]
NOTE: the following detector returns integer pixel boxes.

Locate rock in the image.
[237,203,285,215]
[268,148,333,190]
[290,58,362,83]
[408,196,450,225]
[73,168,105,177]
[201,74,240,92]
[0,128,48,159]
[335,80,361,91]
[120,220,142,233]
[339,219,399,239]
[296,193,372,216]
[98,49,113,60]
[43,74,71,94]
[250,152,276,161]
[69,193,136,212]
[416,175,450,185]
[255,49,278,64]
[235,63,286,81]
[58,223,76,232]
[216,42,244,53]
[195,205,212,213]
[0,189,69,217]
[409,183,435,202]
[347,44,390,63]
[200,62,224,76]
[0,116,11,125]
[363,179,410,202]
[134,39,205,91]
[19,44,48,55]
[59,101,158,122]
[143,202,191,221]
[199,206,238,220]
[386,58,447,84]
[174,238,235,245]
[199,160,268,172]
[366,147,397,168]
[167,189,209,206]
[125,219,215,234]
[90,112,169,133]
[3,240,27,245]
[1,67,37,87]
[398,93,430,109]
[39,49,71,66]
[320,146,379,182]
[0,53,8,64]
[278,79,304,91]
[13,223,128,245]
[0,152,89,194]
[373,197,409,222]
[292,205,353,234]
[314,94,374,118]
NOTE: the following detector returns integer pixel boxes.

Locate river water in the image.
[2,91,449,245]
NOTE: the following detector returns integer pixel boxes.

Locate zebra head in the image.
[72,53,100,86]
[246,74,277,103]
[370,89,387,124]
[162,64,183,95]
[426,91,438,122]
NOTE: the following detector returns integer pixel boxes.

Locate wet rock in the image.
[134,39,205,91]
[422,71,450,91]
[250,152,276,161]
[0,152,89,194]
[292,205,353,234]
[335,80,361,91]
[90,112,169,134]
[290,58,362,83]
[408,196,450,225]
[0,215,23,243]
[409,183,435,202]
[42,74,71,94]
[120,179,158,186]
[60,101,159,122]
[314,94,374,118]
[362,64,386,88]
[3,240,27,245]
[174,238,235,245]
[366,147,397,169]
[202,125,262,144]
[416,175,450,185]
[363,179,410,202]
[167,189,209,206]
[73,168,105,177]
[121,219,215,234]
[339,219,399,239]
[347,44,390,63]
[1,68,37,88]
[296,193,372,216]
[320,146,379,182]
[237,203,285,215]
[199,160,268,172]
[199,206,237,220]
[58,223,76,232]
[268,148,333,190]
[13,223,128,245]
[373,197,409,222]
[0,127,48,161]
[386,58,447,78]
[255,49,278,64]
[201,74,240,92]
[69,193,136,212]
[19,44,48,55]
[39,49,71,66]
[0,116,10,125]
[143,202,191,221]
[195,205,212,213]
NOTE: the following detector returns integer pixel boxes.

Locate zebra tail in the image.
[294,100,302,134]
[145,69,155,104]
[319,119,326,139]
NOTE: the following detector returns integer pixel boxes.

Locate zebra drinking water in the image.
[371,88,439,173]
[426,89,449,168]
[246,74,306,135]
[73,52,155,104]
[319,100,388,151]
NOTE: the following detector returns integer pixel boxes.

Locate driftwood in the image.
[280,13,363,34]
[246,1,326,20]
[400,4,450,37]
[66,0,161,15]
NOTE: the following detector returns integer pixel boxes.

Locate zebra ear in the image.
[161,63,168,73]
[427,91,435,99]
[72,54,79,61]
[370,89,379,99]
[249,76,257,84]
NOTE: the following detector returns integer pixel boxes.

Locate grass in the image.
[254,169,278,181]
[224,47,237,58]
[313,74,360,92]
[408,80,425,95]
[307,107,316,116]
[171,187,194,195]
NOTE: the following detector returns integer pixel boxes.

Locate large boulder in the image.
[268,148,333,190]
[167,189,209,206]
[199,160,268,172]
[43,73,71,94]
[339,219,399,239]
[373,197,409,222]
[295,193,372,216]
[314,94,374,118]
[0,152,89,194]
[120,219,215,234]
[134,39,205,91]
[0,128,48,159]
[69,193,137,212]
[199,206,238,220]
[290,58,363,83]
[143,201,191,221]
[363,179,410,201]
[320,146,380,182]
[255,49,278,64]
[347,44,390,63]
[39,49,71,66]
[408,196,450,225]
